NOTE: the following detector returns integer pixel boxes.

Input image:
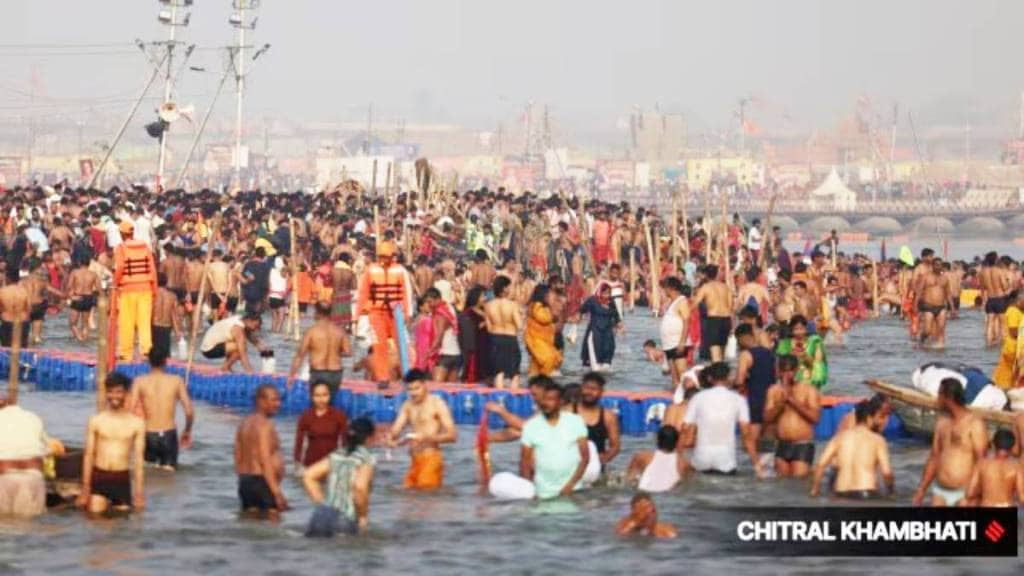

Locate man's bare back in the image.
[130,371,192,432]
[484,297,522,336]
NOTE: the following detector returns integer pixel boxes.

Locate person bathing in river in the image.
[388,369,457,491]
[964,429,1023,507]
[302,417,375,536]
[811,400,893,500]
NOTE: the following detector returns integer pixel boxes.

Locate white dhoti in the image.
[489,472,536,500]
[0,469,46,518]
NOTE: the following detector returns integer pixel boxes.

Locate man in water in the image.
[734,324,776,446]
[837,393,891,434]
[66,255,100,342]
[979,251,1012,347]
[484,275,523,389]
[200,311,266,372]
[912,378,988,506]
[234,385,287,517]
[151,273,181,361]
[965,429,1023,507]
[128,346,194,471]
[912,257,952,348]
[520,378,590,499]
[735,266,770,319]
[388,369,457,490]
[287,301,351,390]
[641,339,671,376]
[572,372,621,469]
[681,362,762,477]
[616,493,677,539]
[810,400,893,499]
[0,392,50,517]
[625,425,688,493]
[659,277,692,388]
[691,265,732,362]
[484,376,548,442]
[0,268,30,347]
[78,372,146,514]
[763,354,820,477]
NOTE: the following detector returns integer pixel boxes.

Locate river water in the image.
[2,244,1022,573]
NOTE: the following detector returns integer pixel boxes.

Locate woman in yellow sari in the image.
[992,290,1024,389]
[524,285,562,377]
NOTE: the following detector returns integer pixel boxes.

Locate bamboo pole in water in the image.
[703,185,712,263]
[185,216,221,388]
[758,192,777,270]
[680,184,690,266]
[671,186,679,272]
[289,217,301,341]
[872,260,880,318]
[721,192,733,295]
[96,294,109,412]
[628,247,636,312]
[6,320,22,405]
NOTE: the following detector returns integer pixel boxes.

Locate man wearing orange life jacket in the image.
[113,220,157,361]
[356,241,412,382]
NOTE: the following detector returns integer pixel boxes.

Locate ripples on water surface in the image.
[1,279,1022,574]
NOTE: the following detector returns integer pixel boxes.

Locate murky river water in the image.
[1,243,1022,574]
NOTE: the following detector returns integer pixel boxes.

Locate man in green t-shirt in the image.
[519,378,590,499]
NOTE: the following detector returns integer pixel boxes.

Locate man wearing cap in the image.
[113,220,157,362]
[356,241,412,382]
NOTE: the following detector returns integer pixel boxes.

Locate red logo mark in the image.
[984,520,1005,543]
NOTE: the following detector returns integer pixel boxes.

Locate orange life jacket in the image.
[114,240,156,293]
[357,263,409,315]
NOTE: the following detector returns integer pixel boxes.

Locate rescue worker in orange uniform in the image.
[356,241,411,382]
[113,220,157,361]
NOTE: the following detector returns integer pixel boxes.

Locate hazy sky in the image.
[2,0,1022,140]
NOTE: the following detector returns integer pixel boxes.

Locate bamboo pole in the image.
[96,294,109,412]
[370,159,379,199]
[184,216,221,388]
[681,184,690,265]
[289,217,301,341]
[671,185,679,272]
[703,185,712,263]
[6,320,22,406]
[758,192,777,270]
[643,220,660,316]
[373,204,381,253]
[721,192,734,294]
[628,247,636,312]
[384,161,392,200]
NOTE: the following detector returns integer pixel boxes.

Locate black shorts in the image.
[917,302,947,317]
[833,489,882,500]
[92,468,132,507]
[0,321,29,347]
[985,296,1007,314]
[308,369,344,390]
[202,343,227,360]
[775,440,815,464]
[189,292,200,305]
[209,293,223,310]
[152,325,172,359]
[704,316,732,348]
[70,295,97,312]
[836,296,849,308]
[238,474,277,511]
[172,288,187,305]
[664,347,689,361]
[438,355,463,371]
[489,334,521,379]
[226,297,239,312]
[145,429,179,468]
[268,297,286,310]
[29,303,46,322]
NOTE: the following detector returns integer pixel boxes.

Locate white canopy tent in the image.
[809,168,858,211]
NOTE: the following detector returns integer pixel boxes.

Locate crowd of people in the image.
[0,180,1022,539]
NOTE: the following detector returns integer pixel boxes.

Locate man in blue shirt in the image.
[519,377,590,499]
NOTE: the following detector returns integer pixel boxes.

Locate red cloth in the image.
[293,407,348,466]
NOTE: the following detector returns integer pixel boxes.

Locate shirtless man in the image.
[484,275,523,389]
[207,249,231,321]
[388,369,457,490]
[469,249,497,291]
[413,255,434,297]
[913,258,952,348]
[162,245,187,309]
[287,301,350,390]
[616,493,678,539]
[184,250,205,328]
[912,378,988,506]
[691,265,732,362]
[764,354,821,478]
[25,260,64,345]
[234,385,287,517]
[0,269,30,347]
[129,347,194,471]
[735,266,770,318]
[811,400,893,500]
[965,430,1023,507]
[772,270,795,325]
[330,252,357,331]
[78,372,146,514]
[979,252,1012,347]
[66,255,100,342]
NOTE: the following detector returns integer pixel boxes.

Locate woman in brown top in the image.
[293,381,348,470]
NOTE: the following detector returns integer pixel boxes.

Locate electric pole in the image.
[155,0,193,189]
[230,0,265,190]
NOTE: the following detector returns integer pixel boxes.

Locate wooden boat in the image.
[864,379,1018,438]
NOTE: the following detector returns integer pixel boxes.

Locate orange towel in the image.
[404,449,444,490]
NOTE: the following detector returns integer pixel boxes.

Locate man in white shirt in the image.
[747,219,762,264]
[133,207,154,249]
[682,362,763,477]
[0,397,50,517]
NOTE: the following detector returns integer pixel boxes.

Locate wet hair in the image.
[243,310,262,324]
[147,345,169,368]
[528,375,553,389]
[425,287,442,301]
[310,380,333,403]
[315,301,332,317]
[983,251,998,266]
[920,248,934,258]
[938,378,965,406]
[993,429,1014,452]
[734,323,754,340]
[789,315,808,329]
[105,371,132,391]
[345,417,375,454]
[656,425,679,452]
[704,264,719,279]
[404,368,429,384]
[706,361,730,383]
[493,275,512,298]
[631,492,653,507]
[643,339,657,348]
[581,371,606,388]
[777,354,798,372]
[867,393,890,413]
[854,400,873,423]
[660,276,684,293]
[255,384,277,403]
